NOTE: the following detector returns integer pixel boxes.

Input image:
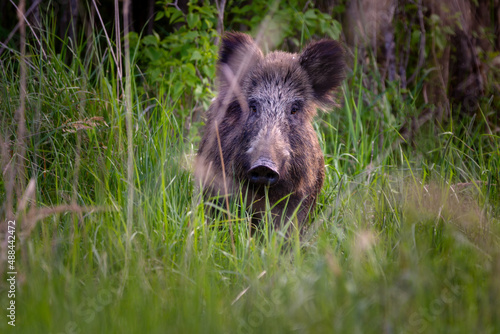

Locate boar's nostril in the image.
[247,164,280,186]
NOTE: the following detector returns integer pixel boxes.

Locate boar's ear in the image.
[299,39,345,106]
[217,32,263,89]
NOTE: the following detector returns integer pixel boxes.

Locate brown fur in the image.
[195,32,345,231]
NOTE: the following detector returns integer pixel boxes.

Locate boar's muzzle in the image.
[247,159,280,186]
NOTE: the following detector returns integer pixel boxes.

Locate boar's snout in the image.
[247,159,280,186]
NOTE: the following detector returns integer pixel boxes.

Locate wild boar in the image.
[195,32,345,231]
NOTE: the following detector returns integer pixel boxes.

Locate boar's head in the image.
[195,32,345,230]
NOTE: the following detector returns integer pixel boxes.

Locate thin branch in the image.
[115,0,123,98]
[123,0,134,248]
[215,0,227,46]
[400,12,412,89]
[407,0,426,85]
[231,271,267,305]
[0,0,42,57]
[384,26,396,81]
[214,121,236,255]
[167,0,182,12]
[15,0,27,214]
[91,0,122,78]
[6,0,46,60]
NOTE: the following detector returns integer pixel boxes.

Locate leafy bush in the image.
[130,2,219,111]
[229,0,342,49]
[130,0,343,113]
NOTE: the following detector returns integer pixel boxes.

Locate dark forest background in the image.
[1,0,499,138]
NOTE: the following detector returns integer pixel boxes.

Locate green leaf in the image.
[183,63,197,77]
[304,9,317,20]
[202,65,215,79]
[194,85,203,97]
[429,14,441,25]
[187,13,200,29]
[149,68,162,83]
[144,47,162,62]
[169,10,184,25]
[204,19,213,29]
[411,30,421,45]
[435,32,446,51]
[142,35,158,46]
[190,51,202,61]
[155,11,164,21]
[172,81,184,99]
[327,21,342,40]
[183,31,199,41]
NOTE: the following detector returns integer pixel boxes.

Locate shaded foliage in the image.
[2,0,498,140]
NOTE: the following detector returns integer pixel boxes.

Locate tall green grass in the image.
[1,14,499,334]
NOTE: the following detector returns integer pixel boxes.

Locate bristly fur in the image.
[195,32,346,232]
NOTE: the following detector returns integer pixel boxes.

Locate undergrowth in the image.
[0,5,499,334]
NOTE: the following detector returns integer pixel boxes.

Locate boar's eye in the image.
[249,104,257,113]
[290,101,303,115]
[291,103,302,115]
